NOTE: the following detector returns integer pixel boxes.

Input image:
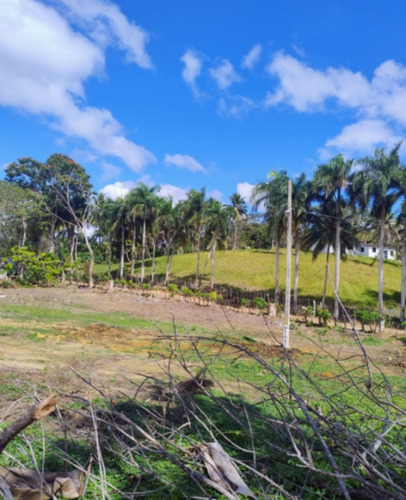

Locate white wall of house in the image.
[354,244,396,260]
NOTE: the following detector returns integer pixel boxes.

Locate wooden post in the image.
[283,180,292,348]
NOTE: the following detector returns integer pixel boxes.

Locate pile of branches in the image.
[1,328,405,499]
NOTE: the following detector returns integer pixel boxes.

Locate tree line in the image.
[1,145,406,329]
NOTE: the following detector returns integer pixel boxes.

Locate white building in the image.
[354,244,396,260]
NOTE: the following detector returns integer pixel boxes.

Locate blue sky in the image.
[1,0,406,205]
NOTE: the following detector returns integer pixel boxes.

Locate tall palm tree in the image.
[252,170,289,304]
[127,183,159,283]
[313,154,353,319]
[157,199,188,285]
[98,197,129,281]
[228,193,247,250]
[203,199,233,289]
[291,174,312,313]
[351,143,402,330]
[302,203,358,308]
[183,188,207,288]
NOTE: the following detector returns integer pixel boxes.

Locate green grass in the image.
[94,249,403,310]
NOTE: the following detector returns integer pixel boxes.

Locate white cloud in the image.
[209,59,241,90]
[180,49,203,96]
[237,182,256,203]
[100,161,122,181]
[319,119,404,159]
[0,0,156,172]
[208,189,223,202]
[158,184,188,205]
[265,52,406,157]
[241,44,262,70]
[57,0,153,69]
[165,153,207,174]
[218,95,256,117]
[100,180,136,199]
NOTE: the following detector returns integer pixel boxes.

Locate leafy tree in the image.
[351,143,402,330]
[313,154,353,319]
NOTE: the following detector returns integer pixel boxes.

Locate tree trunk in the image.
[333,217,341,320]
[274,234,280,304]
[70,234,75,284]
[232,220,238,250]
[81,227,94,288]
[210,238,217,290]
[108,235,112,279]
[130,215,137,277]
[195,224,201,288]
[293,233,300,314]
[20,219,27,248]
[401,222,406,323]
[151,238,157,285]
[141,217,147,283]
[119,224,125,281]
[49,211,57,253]
[321,246,330,309]
[378,207,386,332]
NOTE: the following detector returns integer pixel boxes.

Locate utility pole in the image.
[283,180,292,348]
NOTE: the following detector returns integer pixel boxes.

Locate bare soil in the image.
[0,286,405,413]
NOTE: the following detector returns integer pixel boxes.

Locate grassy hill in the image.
[96,249,402,311]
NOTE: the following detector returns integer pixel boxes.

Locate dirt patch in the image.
[0,286,405,411]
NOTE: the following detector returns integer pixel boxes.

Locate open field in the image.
[1,286,406,498]
[95,249,404,310]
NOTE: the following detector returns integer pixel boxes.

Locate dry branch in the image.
[0,395,58,454]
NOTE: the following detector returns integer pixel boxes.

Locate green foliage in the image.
[5,246,61,286]
[252,296,268,309]
[141,283,151,290]
[167,283,179,293]
[240,297,248,306]
[181,286,193,296]
[315,307,331,326]
[355,309,382,332]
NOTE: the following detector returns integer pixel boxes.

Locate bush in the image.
[4,247,62,286]
[240,298,249,306]
[181,286,193,296]
[141,283,151,290]
[252,296,268,309]
[315,307,331,326]
[167,284,179,293]
[355,309,382,332]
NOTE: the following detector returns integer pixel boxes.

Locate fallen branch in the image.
[0,395,58,454]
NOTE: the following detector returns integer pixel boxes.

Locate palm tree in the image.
[228,193,247,250]
[127,183,159,283]
[252,170,289,304]
[291,174,312,313]
[157,199,188,285]
[183,188,207,288]
[302,203,358,308]
[351,143,402,331]
[203,199,233,289]
[313,154,353,319]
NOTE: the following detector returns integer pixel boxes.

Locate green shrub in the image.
[181,286,193,296]
[252,296,268,309]
[5,247,62,286]
[315,307,331,326]
[240,298,249,306]
[167,284,179,293]
[141,283,151,290]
